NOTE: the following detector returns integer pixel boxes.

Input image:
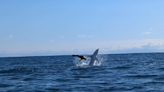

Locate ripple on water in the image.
[154,77,164,81]
[110,65,132,70]
[101,85,144,92]
[46,88,60,92]
[157,67,164,70]
[124,74,158,78]
[0,84,12,87]
[143,81,164,85]
[22,78,34,81]
[0,67,32,74]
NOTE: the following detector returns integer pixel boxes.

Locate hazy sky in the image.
[1,0,164,57]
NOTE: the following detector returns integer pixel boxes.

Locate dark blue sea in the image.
[0,53,164,92]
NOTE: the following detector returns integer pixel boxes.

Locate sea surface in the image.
[0,53,164,92]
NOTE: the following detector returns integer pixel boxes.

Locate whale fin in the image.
[89,49,99,65]
[95,57,99,63]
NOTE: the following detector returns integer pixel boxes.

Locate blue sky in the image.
[1,0,164,57]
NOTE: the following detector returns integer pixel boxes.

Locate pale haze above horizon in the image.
[1,0,164,57]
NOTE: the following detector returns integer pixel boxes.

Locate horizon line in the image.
[1,51,164,58]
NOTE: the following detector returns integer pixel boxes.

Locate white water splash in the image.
[73,56,89,67]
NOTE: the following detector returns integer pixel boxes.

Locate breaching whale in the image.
[72,49,100,65]
[88,49,100,65]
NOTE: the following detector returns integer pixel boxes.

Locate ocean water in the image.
[0,53,164,92]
